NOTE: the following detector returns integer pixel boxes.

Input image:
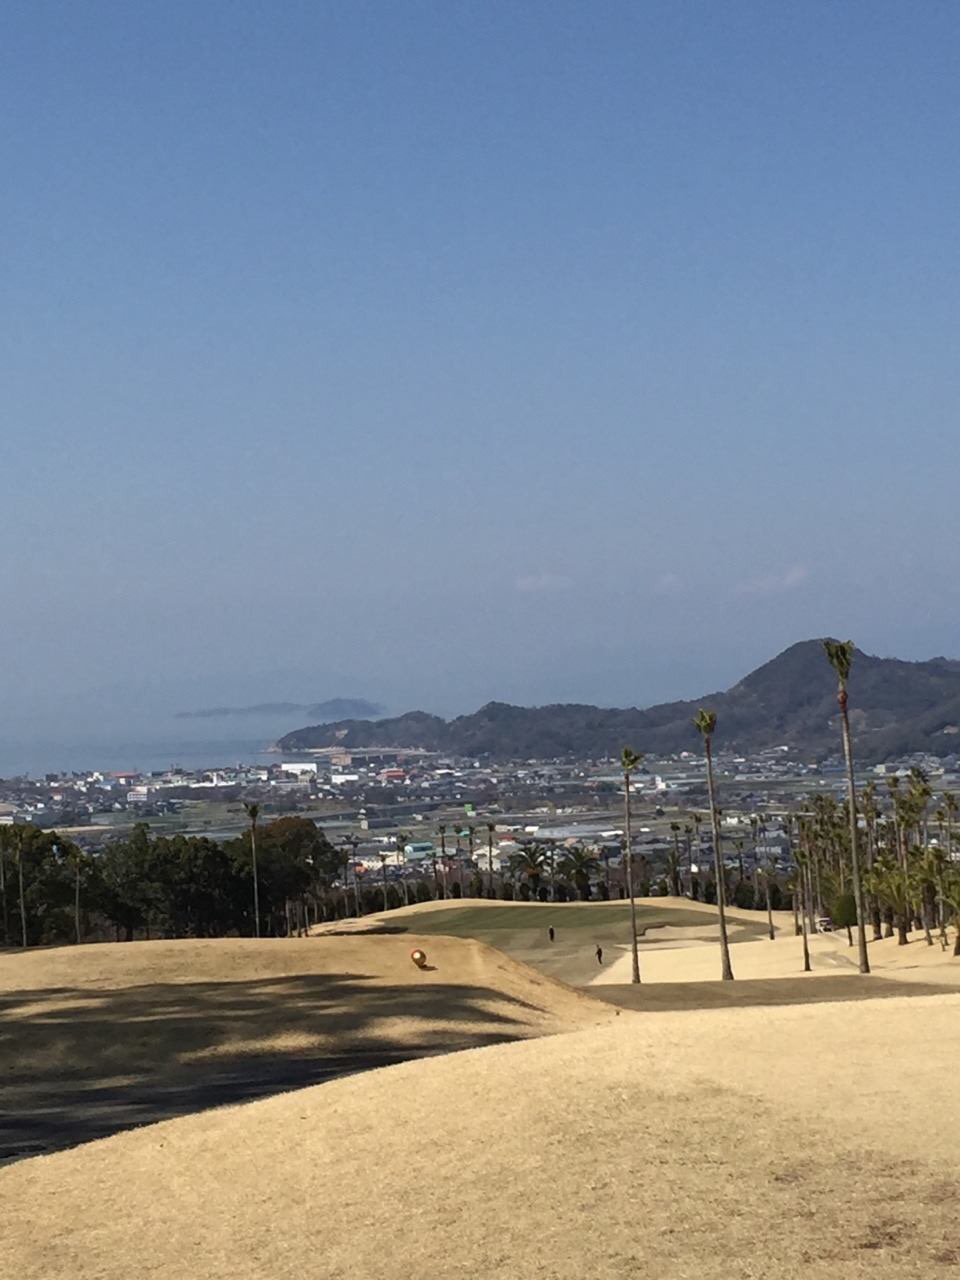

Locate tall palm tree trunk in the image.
[75,858,82,945]
[16,832,27,948]
[703,738,734,981]
[0,844,8,946]
[244,803,262,939]
[838,700,869,973]
[622,759,641,984]
[865,814,883,940]
[671,830,682,896]
[397,841,410,906]
[812,851,824,918]
[896,822,910,944]
[800,859,812,972]
[251,824,260,938]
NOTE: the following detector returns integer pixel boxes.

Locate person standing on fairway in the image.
[595,944,603,964]
[548,926,555,942]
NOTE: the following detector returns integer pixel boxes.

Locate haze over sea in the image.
[0,738,280,780]
[0,706,315,777]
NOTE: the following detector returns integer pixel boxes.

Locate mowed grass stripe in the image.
[394,902,770,987]
[397,902,758,937]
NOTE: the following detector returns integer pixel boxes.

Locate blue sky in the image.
[2,1,959,744]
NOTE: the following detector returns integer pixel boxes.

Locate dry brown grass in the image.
[6,911,960,1278]
[4,990,960,1279]
[0,935,612,1110]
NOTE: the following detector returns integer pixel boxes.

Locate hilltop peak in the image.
[278,643,960,762]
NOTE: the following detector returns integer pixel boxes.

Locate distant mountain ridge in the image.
[178,698,383,722]
[277,642,960,762]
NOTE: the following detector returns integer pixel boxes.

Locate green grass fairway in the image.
[397,902,765,987]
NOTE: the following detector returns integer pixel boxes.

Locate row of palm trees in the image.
[791,768,960,958]
[239,639,954,982]
[614,640,877,984]
[615,710,736,984]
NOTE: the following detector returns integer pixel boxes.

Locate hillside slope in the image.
[0,935,607,1088]
[5,991,960,1279]
[279,640,960,761]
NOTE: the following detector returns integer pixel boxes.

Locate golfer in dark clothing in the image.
[548,926,555,943]
[596,945,603,965]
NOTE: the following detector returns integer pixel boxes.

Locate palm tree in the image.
[944,792,958,861]
[341,833,361,916]
[559,846,598,900]
[340,839,353,917]
[62,841,85,945]
[243,801,261,938]
[861,782,883,940]
[761,857,775,941]
[508,844,548,898]
[544,842,557,901]
[437,824,448,899]
[693,710,734,980]
[921,845,949,949]
[600,845,612,898]
[822,639,869,974]
[454,833,465,895]
[785,813,801,935]
[394,831,410,906]
[0,828,8,945]
[668,823,683,896]
[377,851,390,912]
[466,824,476,889]
[865,857,912,946]
[13,825,28,948]
[620,746,643,984]
[940,863,960,956]
[793,837,813,973]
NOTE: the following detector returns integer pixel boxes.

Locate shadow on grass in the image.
[590,974,960,1013]
[0,972,537,1163]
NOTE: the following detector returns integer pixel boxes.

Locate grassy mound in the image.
[4,991,960,1279]
[361,897,770,986]
[0,934,613,1159]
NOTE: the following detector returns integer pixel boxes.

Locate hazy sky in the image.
[3,1,959,743]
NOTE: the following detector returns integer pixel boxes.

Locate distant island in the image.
[277,641,960,762]
[177,698,384,722]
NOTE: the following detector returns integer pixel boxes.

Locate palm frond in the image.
[693,708,717,737]
[822,638,854,684]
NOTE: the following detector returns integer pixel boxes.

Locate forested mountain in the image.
[277,641,960,762]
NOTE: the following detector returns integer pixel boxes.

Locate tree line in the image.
[0,816,344,947]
